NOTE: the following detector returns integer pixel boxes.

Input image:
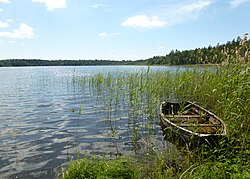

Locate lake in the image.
[0,66,191,179]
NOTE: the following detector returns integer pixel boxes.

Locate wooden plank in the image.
[169,118,206,123]
[179,123,220,127]
[165,115,205,118]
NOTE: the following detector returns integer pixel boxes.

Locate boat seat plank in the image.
[164,115,205,118]
[169,118,206,123]
[178,123,220,127]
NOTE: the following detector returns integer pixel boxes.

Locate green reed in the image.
[89,66,248,141]
[60,63,249,178]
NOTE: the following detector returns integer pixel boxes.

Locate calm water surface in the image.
[0,66,189,179]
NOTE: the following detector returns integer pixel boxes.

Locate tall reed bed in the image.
[60,64,249,178]
[89,65,249,135]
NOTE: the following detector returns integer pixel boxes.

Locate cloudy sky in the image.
[0,0,249,60]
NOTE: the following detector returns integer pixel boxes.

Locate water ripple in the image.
[0,66,174,179]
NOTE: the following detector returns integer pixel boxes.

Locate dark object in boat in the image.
[160,101,227,147]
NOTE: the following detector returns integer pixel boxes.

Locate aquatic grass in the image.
[61,61,249,178]
[87,63,249,142]
[61,156,140,179]
[60,149,183,179]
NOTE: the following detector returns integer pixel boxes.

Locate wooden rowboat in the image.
[160,101,227,147]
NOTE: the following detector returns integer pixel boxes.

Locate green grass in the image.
[182,161,250,179]
[60,152,183,179]
[59,63,250,179]
[61,156,140,179]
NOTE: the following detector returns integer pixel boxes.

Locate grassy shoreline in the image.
[59,63,249,179]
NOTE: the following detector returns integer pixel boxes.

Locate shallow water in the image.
[0,65,190,178]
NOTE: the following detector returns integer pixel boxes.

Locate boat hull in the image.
[160,101,227,147]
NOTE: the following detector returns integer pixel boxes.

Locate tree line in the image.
[0,59,147,67]
[0,35,249,67]
[147,34,250,65]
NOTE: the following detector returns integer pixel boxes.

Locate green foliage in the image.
[0,59,142,67]
[182,161,250,179]
[60,151,183,179]
[147,35,250,65]
[61,156,140,179]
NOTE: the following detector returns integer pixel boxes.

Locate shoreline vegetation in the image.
[1,35,249,67]
[59,34,249,179]
[59,63,249,179]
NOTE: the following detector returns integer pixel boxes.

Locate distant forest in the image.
[1,35,249,67]
[148,35,250,65]
[0,59,146,67]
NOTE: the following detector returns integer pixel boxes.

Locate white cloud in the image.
[158,46,165,49]
[0,9,3,12]
[174,0,213,20]
[163,0,213,26]
[7,19,13,22]
[121,15,166,28]
[179,0,213,13]
[0,23,34,38]
[0,21,9,28]
[89,4,105,8]
[121,1,213,29]
[229,0,249,8]
[0,0,10,3]
[98,32,107,37]
[32,0,66,11]
[88,3,113,12]
[112,32,120,36]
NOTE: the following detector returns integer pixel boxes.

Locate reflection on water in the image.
[0,66,186,179]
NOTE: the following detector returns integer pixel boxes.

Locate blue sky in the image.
[0,0,249,60]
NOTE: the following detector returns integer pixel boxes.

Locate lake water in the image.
[0,66,190,179]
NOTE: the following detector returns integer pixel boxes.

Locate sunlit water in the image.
[0,66,191,179]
